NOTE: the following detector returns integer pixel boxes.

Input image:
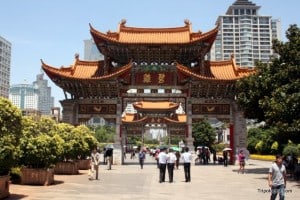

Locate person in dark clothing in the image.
[175,151,181,169]
[223,150,228,167]
[105,148,113,170]
[138,150,145,169]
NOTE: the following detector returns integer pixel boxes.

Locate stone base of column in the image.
[113,136,122,165]
[185,137,195,152]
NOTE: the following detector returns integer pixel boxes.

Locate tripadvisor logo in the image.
[257,188,292,193]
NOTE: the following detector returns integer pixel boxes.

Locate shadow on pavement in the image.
[232,167,269,174]
[6,194,28,200]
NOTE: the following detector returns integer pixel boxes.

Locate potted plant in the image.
[53,123,80,174]
[0,97,23,198]
[19,116,64,185]
[75,125,99,170]
[54,124,98,173]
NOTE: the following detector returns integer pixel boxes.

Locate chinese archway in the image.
[42,19,254,164]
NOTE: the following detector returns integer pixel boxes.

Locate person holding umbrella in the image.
[105,144,114,170]
[222,148,231,167]
[238,150,246,174]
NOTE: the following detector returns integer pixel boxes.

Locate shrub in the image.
[212,143,227,153]
[19,117,64,168]
[19,133,64,168]
[0,97,22,175]
[271,141,279,154]
[282,144,300,157]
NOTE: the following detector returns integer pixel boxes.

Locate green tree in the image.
[0,97,23,175]
[93,125,115,143]
[19,117,64,168]
[192,120,216,149]
[237,24,300,145]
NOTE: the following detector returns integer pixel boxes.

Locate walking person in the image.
[268,154,287,200]
[89,148,101,180]
[167,148,177,183]
[181,147,192,182]
[223,150,228,167]
[138,149,146,169]
[158,147,168,183]
[238,150,246,174]
[105,147,113,170]
[175,150,181,169]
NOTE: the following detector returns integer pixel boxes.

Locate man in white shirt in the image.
[158,147,168,183]
[167,148,177,183]
[181,147,192,182]
[90,148,101,180]
[268,154,287,200]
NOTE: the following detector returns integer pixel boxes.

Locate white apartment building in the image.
[0,36,11,98]
[9,73,54,115]
[210,0,281,68]
[9,83,39,110]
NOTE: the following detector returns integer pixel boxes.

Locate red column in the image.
[229,123,234,164]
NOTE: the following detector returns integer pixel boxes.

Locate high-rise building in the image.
[210,0,281,68]
[0,36,11,98]
[9,73,54,115]
[33,73,54,115]
[83,39,104,61]
[84,39,106,126]
[9,83,39,111]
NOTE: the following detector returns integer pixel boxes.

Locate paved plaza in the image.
[7,155,299,200]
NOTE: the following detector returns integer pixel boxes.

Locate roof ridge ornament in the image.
[230,53,239,76]
[74,53,79,60]
[118,19,127,32]
[184,19,192,32]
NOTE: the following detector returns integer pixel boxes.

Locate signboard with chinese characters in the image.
[134,72,175,85]
[78,104,116,114]
[192,104,230,115]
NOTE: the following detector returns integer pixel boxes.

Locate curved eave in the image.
[176,61,255,82]
[163,116,187,124]
[122,115,148,124]
[133,101,179,111]
[90,23,219,45]
[41,59,132,81]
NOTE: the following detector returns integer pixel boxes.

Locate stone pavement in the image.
[7,156,299,200]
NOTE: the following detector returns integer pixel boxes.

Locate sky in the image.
[1,0,299,108]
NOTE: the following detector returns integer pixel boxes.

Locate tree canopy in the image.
[192,120,216,149]
[236,24,300,144]
[0,97,23,175]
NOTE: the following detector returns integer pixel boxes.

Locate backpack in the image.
[139,152,144,159]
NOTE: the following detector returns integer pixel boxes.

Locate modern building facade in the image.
[9,73,54,115]
[83,39,104,61]
[210,0,281,68]
[9,83,39,110]
[0,36,11,98]
[33,73,54,115]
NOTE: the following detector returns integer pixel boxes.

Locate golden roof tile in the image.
[90,20,218,44]
[41,57,132,80]
[176,57,255,81]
